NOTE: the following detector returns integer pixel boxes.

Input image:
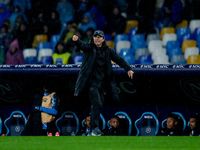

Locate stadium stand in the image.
[114,34,129,48]
[146,33,160,45]
[4,111,27,136]
[55,111,79,136]
[148,40,162,54]
[138,55,153,64]
[170,55,186,64]
[135,112,159,136]
[135,48,150,62]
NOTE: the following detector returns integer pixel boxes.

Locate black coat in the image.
[73,37,131,102]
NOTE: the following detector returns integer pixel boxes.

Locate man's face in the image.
[93,35,105,47]
[190,118,196,130]
[167,117,177,129]
[84,116,90,129]
[109,118,119,128]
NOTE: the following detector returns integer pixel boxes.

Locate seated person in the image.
[77,115,91,136]
[157,113,182,136]
[105,115,126,136]
[52,41,73,64]
[183,114,200,136]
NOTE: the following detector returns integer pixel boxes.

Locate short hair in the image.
[110,115,120,121]
[168,113,179,122]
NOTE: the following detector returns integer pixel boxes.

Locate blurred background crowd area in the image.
[0,0,200,65]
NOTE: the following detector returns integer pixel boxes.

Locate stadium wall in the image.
[0,64,200,134]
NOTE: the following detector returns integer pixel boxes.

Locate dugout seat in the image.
[161,112,187,132]
[81,113,106,131]
[4,111,27,136]
[55,111,79,136]
[33,34,48,48]
[135,112,159,136]
[112,111,133,136]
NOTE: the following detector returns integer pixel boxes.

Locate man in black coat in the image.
[72,30,134,136]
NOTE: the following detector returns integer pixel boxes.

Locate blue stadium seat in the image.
[114,34,129,47]
[40,56,52,64]
[193,27,200,40]
[168,47,183,61]
[130,34,146,53]
[161,112,187,132]
[197,35,200,47]
[138,55,153,64]
[135,112,159,136]
[128,27,138,40]
[55,111,79,136]
[25,57,38,64]
[82,113,106,131]
[4,111,27,136]
[119,48,134,57]
[176,27,191,42]
[122,55,135,64]
[0,117,2,135]
[73,55,83,64]
[179,33,195,46]
[50,34,61,53]
[37,42,51,54]
[114,111,132,136]
[166,40,180,54]
[104,34,112,41]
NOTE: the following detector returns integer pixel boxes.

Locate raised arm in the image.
[72,35,92,53]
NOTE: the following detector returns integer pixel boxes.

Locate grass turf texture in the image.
[0,136,199,150]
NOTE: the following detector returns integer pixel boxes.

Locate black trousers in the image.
[89,81,105,129]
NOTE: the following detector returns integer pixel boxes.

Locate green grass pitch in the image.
[0,136,199,150]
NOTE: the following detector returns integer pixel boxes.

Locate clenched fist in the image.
[72,35,79,41]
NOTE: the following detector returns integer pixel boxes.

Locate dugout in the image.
[0,64,200,135]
